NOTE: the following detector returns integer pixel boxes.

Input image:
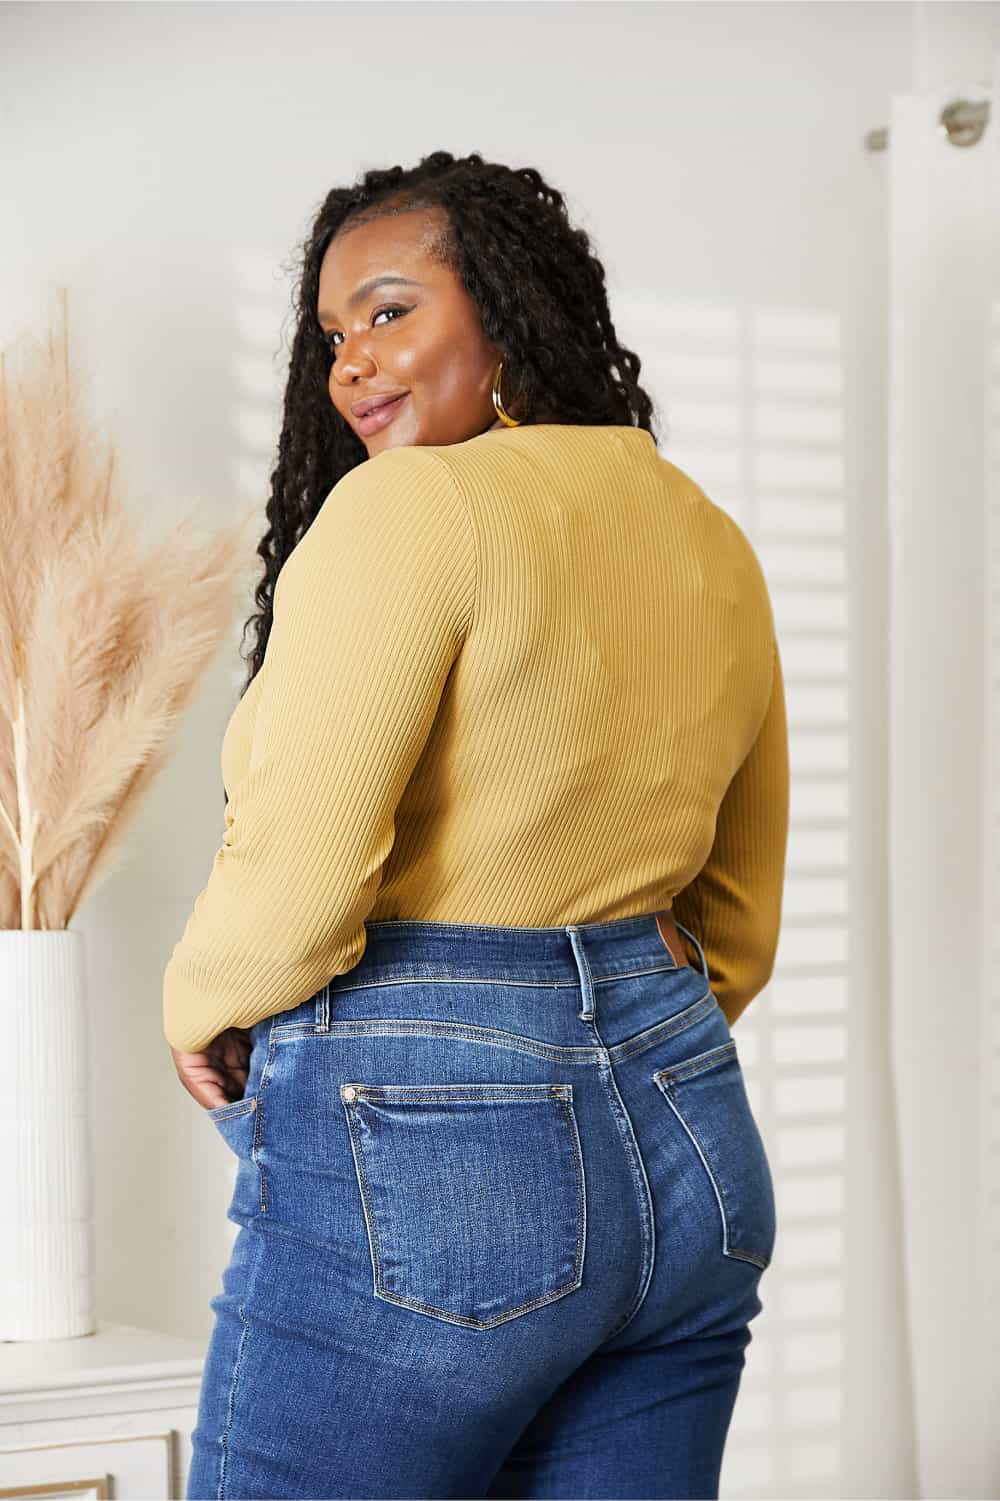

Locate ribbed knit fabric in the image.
[162,423,789,1052]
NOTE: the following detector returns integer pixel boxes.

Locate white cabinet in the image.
[0,1321,205,1499]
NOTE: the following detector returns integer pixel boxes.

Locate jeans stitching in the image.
[567,928,656,1345]
[341,1090,587,1329]
[269,991,718,1065]
[208,1097,257,1123]
[252,1018,281,1216]
[316,962,686,997]
[653,1080,770,1270]
[216,1224,266,1498]
[652,1039,738,1088]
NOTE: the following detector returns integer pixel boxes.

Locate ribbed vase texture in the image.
[0,930,95,1340]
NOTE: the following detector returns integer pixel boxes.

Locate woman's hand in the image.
[169,1026,253,1110]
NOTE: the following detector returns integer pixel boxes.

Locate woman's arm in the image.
[162,446,477,1053]
[671,635,790,1028]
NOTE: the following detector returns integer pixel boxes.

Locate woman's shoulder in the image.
[309,443,472,536]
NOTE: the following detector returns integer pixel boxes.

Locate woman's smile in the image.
[355,392,410,436]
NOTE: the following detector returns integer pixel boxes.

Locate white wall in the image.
[3,3,996,1496]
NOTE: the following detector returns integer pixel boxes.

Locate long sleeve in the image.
[672,635,790,1029]
[162,445,478,1052]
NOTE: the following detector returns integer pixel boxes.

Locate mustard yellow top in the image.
[162,423,789,1052]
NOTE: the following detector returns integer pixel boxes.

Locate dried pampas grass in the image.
[0,291,257,930]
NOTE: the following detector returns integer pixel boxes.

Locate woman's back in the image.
[162,423,788,1053]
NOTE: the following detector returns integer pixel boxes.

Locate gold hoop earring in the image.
[492,359,523,427]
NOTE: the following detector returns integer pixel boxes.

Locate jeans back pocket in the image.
[340,1081,587,1329]
[206,1095,262,1222]
[653,1041,776,1271]
[207,1094,258,1151]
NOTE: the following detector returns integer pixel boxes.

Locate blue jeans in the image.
[186,911,775,1500]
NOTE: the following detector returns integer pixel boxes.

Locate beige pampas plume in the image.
[0,289,257,930]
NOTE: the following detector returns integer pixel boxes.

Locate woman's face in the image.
[317,208,517,453]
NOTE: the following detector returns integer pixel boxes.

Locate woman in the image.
[165,150,789,1501]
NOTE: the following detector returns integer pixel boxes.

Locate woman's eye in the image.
[373,304,409,326]
[322,305,409,356]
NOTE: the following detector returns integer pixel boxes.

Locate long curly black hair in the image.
[236,150,661,707]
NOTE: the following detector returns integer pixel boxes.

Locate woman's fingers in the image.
[220,1029,251,1069]
[169,1029,254,1111]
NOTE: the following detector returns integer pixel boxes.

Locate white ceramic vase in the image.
[0,929,95,1340]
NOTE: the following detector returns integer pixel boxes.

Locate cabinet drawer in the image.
[0,1428,174,1499]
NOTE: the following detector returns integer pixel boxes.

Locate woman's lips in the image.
[356,393,409,435]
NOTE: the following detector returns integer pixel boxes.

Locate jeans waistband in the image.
[255,908,714,1041]
[335,908,710,989]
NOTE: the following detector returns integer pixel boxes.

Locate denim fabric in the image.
[187,911,775,1501]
